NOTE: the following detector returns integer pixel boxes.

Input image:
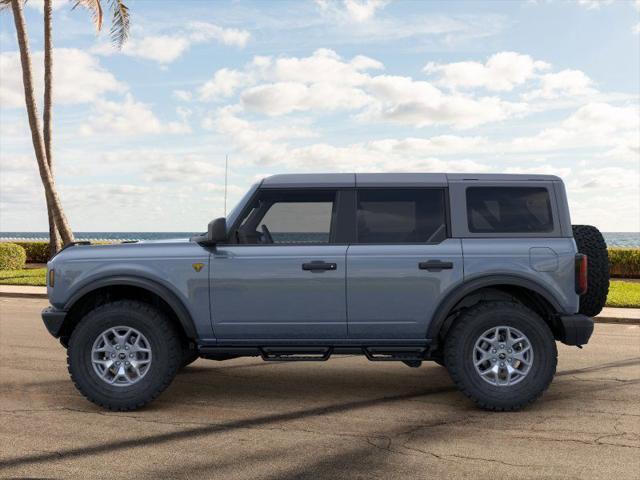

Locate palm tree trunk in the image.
[43,0,62,256]
[10,0,74,245]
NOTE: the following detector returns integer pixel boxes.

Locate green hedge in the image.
[609,248,640,278]
[15,241,51,263]
[0,243,27,270]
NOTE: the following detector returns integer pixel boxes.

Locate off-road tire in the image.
[444,301,557,411]
[67,300,182,411]
[572,224,609,317]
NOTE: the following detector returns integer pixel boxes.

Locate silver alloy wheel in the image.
[91,326,152,386]
[473,326,533,386]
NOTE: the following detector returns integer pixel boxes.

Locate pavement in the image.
[0,297,639,479]
[2,284,638,324]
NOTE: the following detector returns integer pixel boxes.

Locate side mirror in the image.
[192,217,227,245]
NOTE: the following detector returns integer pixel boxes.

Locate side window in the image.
[356,189,447,244]
[466,187,553,233]
[235,190,336,244]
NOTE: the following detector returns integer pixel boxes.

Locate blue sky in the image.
[0,0,638,232]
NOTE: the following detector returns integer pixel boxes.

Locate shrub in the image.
[608,248,640,278]
[0,243,27,270]
[15,241,51,263]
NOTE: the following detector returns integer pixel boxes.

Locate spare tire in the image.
[572,225,609,317]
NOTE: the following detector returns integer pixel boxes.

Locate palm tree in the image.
[6,0,74,245]
[2,0,130,252]
[40,0,130,254]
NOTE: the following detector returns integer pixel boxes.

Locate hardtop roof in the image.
[260,172,561,188]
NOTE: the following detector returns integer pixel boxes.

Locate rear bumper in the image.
[41,306,67,338]
[558,314,594,346]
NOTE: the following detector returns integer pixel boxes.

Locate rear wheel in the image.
[67,300,182,411]
[444,301,557,411]
[572,224,609,317]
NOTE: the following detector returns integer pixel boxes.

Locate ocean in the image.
[1,231,639,247]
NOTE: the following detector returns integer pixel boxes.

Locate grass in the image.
[606,280,640,308]
[0,268,639,308]
[0,267,46,286]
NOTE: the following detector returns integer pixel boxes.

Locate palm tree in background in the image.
[2,0,129,254]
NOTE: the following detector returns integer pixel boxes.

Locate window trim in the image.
[223,187,349,246]
[465,186,555,235]
[353,187,450,246]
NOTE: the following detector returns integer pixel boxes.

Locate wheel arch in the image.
[60,276,197,344]
[426,275,564,343]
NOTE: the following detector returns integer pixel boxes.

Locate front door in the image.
[347,188,463,339]
[211,188,348,340]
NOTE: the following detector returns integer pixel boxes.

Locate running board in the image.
[260,347,332,361]
[363,347,428,362]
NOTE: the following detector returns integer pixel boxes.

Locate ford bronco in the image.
[41,173,609,411]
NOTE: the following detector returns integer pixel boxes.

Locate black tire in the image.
[572,224,609,317]
[67,300,182,411]
[444,301,557,411]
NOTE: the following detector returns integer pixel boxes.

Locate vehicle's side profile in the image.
[41,173,609,411]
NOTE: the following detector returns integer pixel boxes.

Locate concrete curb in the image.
[1,288,639,325]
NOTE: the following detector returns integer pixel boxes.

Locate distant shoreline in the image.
[1,232,638,247]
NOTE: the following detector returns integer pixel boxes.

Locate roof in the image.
[260,173,561,188]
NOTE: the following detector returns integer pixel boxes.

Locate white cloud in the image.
[0,48,125,109]
[144,158,225,183]
[93,22,250,65]
[315,0,390,23]
[80,94,191,136]
[187,21,251,48]
[523,69,596,100]
[24,0,67,12]
[633,22,640,35]
[199,69,251,101]
[424,51,550,91]
[173,90,193,102]
[576,0,614,9]
[197,49,528,129]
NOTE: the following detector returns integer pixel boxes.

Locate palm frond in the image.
[109,0,129,49]
[73,0,103,33]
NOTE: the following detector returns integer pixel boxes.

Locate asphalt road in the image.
[1,298,639,480]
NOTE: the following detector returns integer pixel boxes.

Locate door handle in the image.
[302,261,337,272]
[419,260,453,271]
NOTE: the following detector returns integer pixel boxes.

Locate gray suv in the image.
[41,173,609,411]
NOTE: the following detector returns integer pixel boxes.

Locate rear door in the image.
[211,188,350,340]
[346,187,463,339]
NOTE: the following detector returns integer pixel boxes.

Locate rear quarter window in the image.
[466,187,553,233]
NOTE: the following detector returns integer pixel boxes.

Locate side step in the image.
[363,347,427,362]
[260,347,332,361]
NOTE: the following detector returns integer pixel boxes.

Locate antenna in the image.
[224,154,229,217]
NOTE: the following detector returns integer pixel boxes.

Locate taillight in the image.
[575,254,588,295]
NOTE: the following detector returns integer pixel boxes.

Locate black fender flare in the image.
[64,275,198,339]
[426,274,564,340]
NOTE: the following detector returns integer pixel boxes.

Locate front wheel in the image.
[444,302,557,411]
[67,300,182,411]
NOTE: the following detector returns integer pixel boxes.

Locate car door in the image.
[211,188,349,340]
[346,187,463,339]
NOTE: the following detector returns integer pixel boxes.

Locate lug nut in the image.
[115,345,120,350]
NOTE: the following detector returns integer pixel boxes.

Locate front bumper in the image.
[558,314,594,346]
[41,306,67,337]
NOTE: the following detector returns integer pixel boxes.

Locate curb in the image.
[1,290,639,325]
[0,291,48,299]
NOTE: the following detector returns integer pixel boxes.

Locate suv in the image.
[42,173,609,411]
